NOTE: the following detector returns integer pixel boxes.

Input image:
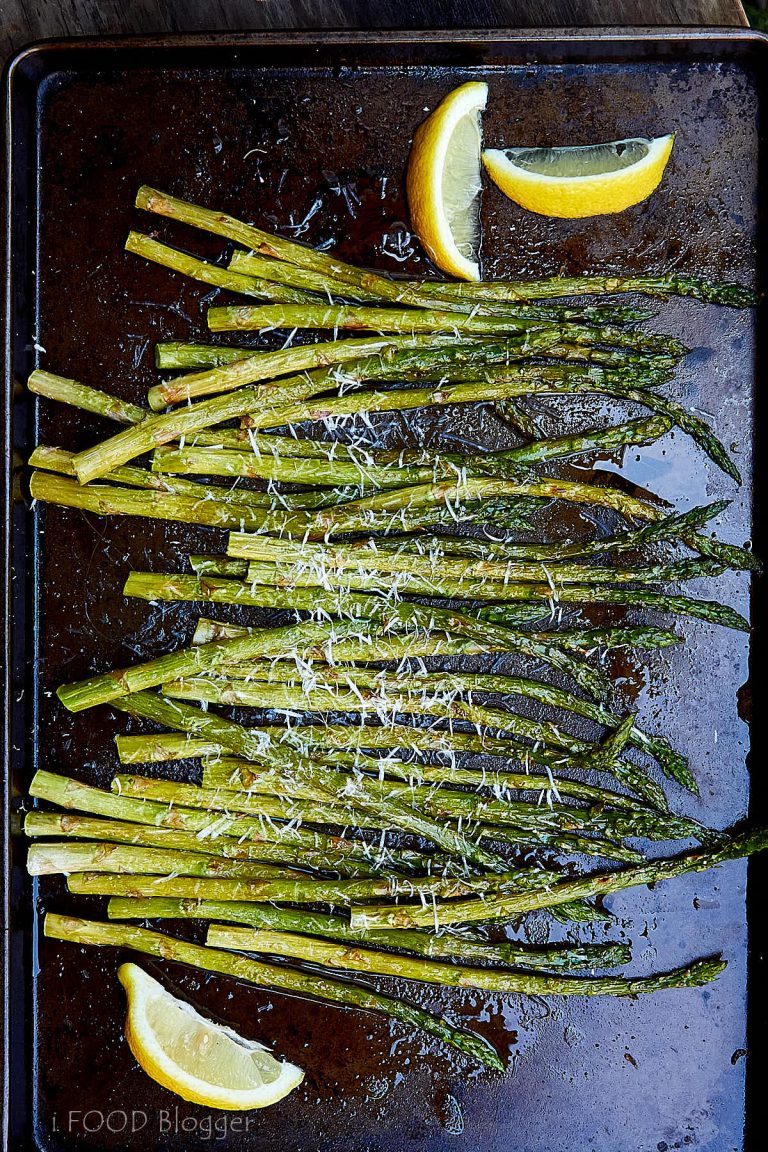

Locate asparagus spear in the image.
[350,826,768,930]
[155,341,267,368]
[207,302,685,356]
[63,360,650,483]
[237,366,666,436]
[34,473,520,539]
[183,413,672,482]
[151,444,438,489]
[71,852,618,904]
[125,231,318,303]
[206,925,723,997]
[198,757,699,843]
[113,722,584,779]
[157,676,601,756]
[67,871,520,903]
[191,600,562,637]
[202,756,649,814]
[56,619,369,712]
[470,414,673,470]
[26,841,297,879]
[164,334,552,385]
[30,445,367,514]
[161,338,676,378]
[28,770,421,869]
[135,186,753,309]
[65,346,424,482]
[29,445,286,510]
[45,913,504,1069]
[121,577,610,699]
[107,896,631,970]
[239,367,738,482]
[227,474,663,535]
[115,569,449,615]
[22,812,385,876]
[184,616,517,662]
[29,471,278,532]
[384,500,759,574]
[28,472,417,534]
[111,695,510,871]
[187,612,680,657]
[201,663,686,788]
[178,559,745,635]
[225,250,660,325]
[28,369,145,424]
[146,333,461,411]
[450,364,742,483]
[154,338,491,373]
[393,273,755,308]
[245,555,718,596]
[235,531,716,588]
[475,586,748,632]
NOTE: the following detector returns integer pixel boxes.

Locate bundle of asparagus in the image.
[26,186,764,1070]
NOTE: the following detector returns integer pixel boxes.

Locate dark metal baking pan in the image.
[3,28,767,1152]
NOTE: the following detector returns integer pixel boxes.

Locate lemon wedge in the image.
[406,81,488,281]
[119,963,304,1109]
[482,134,674,218]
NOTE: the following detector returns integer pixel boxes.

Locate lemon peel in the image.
[483,134,674,218]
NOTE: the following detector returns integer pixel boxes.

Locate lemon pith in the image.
[406,81,488,281]
[482,134,674,219]
[119,963,304,1109]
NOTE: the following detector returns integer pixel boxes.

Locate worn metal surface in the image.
[2,30,766,1152]
[0,3,752,70]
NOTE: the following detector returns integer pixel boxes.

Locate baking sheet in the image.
[2,29,766,1152]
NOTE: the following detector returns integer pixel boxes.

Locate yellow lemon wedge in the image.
[406,81,488,281]
[482,134,675,218]
[119,963,304,1110]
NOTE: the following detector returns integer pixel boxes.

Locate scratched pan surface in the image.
[2,29,767,1152]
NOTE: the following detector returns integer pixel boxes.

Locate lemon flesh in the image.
[406,81,487,280]
[119,963,304,1109]
[482,134,674,219]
